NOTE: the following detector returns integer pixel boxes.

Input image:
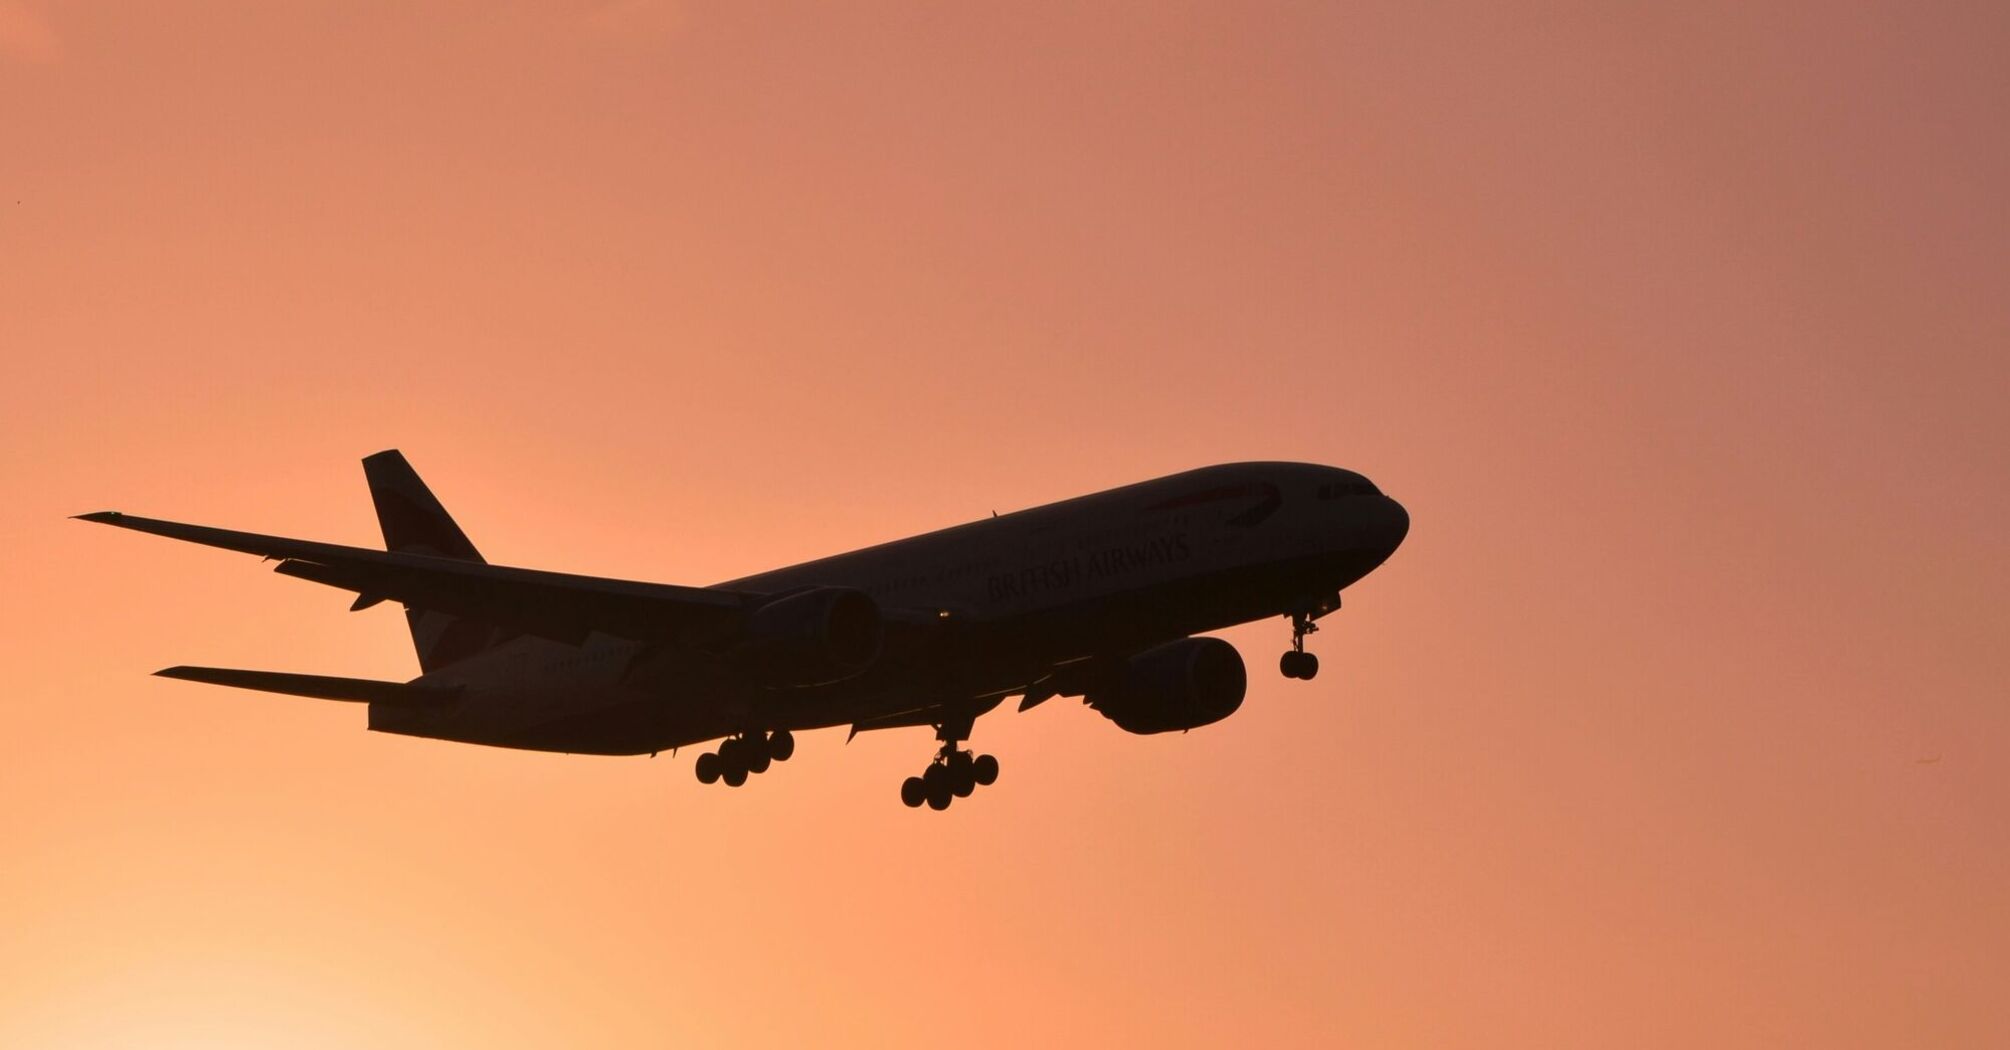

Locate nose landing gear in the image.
[1279,605,1328,680]
[693,729,795,788]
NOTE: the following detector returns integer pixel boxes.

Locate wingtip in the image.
[153,666,196,679]
[73,510,124,523]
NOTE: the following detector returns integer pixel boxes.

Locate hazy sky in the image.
[3,3,2005,1047]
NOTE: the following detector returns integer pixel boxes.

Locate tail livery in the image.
[361,450,508,672]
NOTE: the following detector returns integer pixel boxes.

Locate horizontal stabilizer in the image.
[154,666,460,708]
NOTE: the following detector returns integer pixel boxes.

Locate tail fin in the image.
[362,450,506,672]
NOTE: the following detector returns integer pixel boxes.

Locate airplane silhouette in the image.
[78,452,1408,810]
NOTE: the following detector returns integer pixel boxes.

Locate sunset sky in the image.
[3,2,2006,1046]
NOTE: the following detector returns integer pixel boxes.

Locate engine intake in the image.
[740,587,883,686]
[1091,637,1247,734]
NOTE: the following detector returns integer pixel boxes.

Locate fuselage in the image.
[377,462,1408,754]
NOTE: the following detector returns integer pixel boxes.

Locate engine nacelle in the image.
[740,587,883,686]
[1091,637,1247,734]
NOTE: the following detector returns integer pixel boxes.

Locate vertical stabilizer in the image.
[361,450,504,672]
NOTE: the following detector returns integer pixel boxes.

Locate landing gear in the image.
[693,729,796,789]
[899,714,999,811]
[1280,606,1327,680]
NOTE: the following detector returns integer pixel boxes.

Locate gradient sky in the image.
[3,3,2006,1047]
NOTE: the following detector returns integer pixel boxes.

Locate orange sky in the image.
[3,2,2006,1047]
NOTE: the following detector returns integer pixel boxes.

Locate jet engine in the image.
[1090,637,1247,734]
[739,587,883,686]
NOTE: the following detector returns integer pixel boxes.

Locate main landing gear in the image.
[1279,609,1322,680]
[694,729,795,788]
[899,714,998,811]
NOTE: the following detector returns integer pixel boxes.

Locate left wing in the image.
[76,511,761,646]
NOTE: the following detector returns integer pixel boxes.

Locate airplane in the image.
[76,452,1409,810]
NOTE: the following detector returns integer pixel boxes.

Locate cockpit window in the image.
[1146,482,1282,528]
[1317,480,1380,499]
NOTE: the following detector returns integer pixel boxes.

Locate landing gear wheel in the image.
[722,762,748,788]
[745,738,773,775]
[972,754,999,786]
[951,759,977,798]
[900,776,926,808]
[769,730,795,763]
[922,763,953,809]
[1282,650,1319,679]
[1280,651,1319,679]
[694,752,721,784]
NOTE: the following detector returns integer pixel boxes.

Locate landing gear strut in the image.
[899,713,998,811]
[693,729,795,788]
[1279,607,1324,680]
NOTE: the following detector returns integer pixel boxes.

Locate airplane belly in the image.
[370,637,727,755]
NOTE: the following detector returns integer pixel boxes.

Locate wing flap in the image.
[847,695,1006,739]
[155,666,460,708]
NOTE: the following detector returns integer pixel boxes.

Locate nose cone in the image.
[1375,495,1409,558]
